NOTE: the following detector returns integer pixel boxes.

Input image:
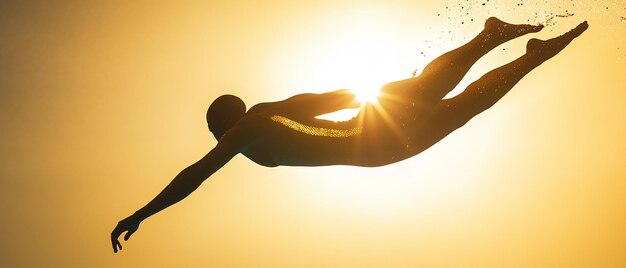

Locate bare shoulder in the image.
[218,111,269,150]
[247,102,274,114]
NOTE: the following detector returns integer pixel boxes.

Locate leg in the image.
[416,22,588,148]
[381,18,543,109]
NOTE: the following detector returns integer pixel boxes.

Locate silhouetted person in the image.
[111,17,588,252]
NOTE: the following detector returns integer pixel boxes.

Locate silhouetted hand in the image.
[111,214,142,253]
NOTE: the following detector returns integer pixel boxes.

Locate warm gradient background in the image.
[1,1,625,267]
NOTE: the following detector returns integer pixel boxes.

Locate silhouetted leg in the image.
[381,17,543,110]
[416,22,588,148]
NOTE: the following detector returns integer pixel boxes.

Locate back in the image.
[239,96,419,167]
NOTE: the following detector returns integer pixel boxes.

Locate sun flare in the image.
[285,7,416,123]
[315,85,383,122]
[352,86,382,104]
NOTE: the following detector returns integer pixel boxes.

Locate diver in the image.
[112,17,588,252]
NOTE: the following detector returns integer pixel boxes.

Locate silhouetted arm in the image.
[111,140,240,253]
[285,89,360,116]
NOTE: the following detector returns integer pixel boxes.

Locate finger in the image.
[124,229,135,241]
[112,238,119,253]
[111,232,118,253]
[111,227,122,240]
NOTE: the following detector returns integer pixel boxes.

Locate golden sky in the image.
[1,0,625,267]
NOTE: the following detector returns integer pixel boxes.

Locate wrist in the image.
[132,211,148,222]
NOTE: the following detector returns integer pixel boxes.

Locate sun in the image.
[352,86,381,104]
[315,85,382,122]
[292,7,412,122]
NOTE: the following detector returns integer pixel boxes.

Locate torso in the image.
[231,96,427,168]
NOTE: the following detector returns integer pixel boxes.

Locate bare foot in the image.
[526,21,588,60]
[484,17,544,41]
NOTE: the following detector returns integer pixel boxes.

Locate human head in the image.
[206,94,246,140]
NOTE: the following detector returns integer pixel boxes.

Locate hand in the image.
[111,214,142,253]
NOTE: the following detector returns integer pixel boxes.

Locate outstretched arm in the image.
[284,89,360,116]
[111,140,240,253]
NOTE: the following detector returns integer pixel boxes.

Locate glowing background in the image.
[1,0,625,267]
